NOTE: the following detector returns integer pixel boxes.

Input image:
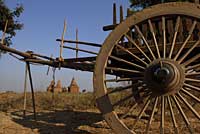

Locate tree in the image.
[129,0,194,11]
[0,0,23,46]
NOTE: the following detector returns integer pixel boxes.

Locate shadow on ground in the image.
[11,109,107,134]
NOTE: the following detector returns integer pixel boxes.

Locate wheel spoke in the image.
[105,77,143,83]
[169,16,180,58]
[148,19,161,58]
[106,67,144,75]
[146,97,159,134]
[107,85,132,94]
[172,95,193,133]
[162,17,166,58]
[115,44,148,66]
[120,103,138,119]
[181,88,200,103]
[185,78,200,83]
[124,33,152,62]
[113,94,134,107]
[160,96,165,134]
[183,53,200,67]
[109,55,145,70]
[107,82,143,94]
[184,83,200,92]
[177,92,200,120]
[178,40,200,63]
[133,96,152,127]
[134,25,156,60]
[167,96,179,134]
[186,63,200,71]
[186,71,200,76]
[174,20,197,61]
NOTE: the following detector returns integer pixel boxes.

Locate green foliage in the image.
[0,0,24,46]
[129,0,194,11]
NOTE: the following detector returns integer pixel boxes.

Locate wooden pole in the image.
[46,54,53,75]
[60,19,67,60]
[59,19,67,69]
[26,62,36,120]
[23,63,28,118]
[120,5,124,52]
[62,45,98,55]
[1,20,8,44]
[56,39,101,47]
[52,68,56,111]
[76,28,78,59]
[120,5,123,23]
[127,8,132,17]
[113,3,117,25]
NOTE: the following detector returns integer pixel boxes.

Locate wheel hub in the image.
[144,59,185,96]
[154,66,172,83]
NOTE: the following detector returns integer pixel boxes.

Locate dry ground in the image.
[0,109,113,134]
[0,92,199,134]
[0,92,113,134]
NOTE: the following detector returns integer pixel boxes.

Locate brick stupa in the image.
[68,77,79,93]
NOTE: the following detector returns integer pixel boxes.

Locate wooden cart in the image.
[1,1,200,133]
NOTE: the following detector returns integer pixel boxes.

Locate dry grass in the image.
[0,91,200,134]
[0,90,134,112]
[0,91,96,112]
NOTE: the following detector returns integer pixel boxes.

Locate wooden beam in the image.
[120,5,123,22]
[103,24,118,31]
[113,3,117,25]
[60,19,67,60]
[64,56,96,62]
[76,28,79,59]
[0,44,31,58]
[23,63,28,118]
[62,45,98,55]
[56,39,102,47]
[0,44,95,72]
[1,20,8,44]
[26,62,36,120]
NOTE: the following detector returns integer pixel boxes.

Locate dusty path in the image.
[0,110,112,134]
[0,109,113,134]
[1,108,200,134]
[0,92,200,134]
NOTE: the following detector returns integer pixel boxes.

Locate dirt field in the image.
[0,109,114,134]
[0,92,114,134]
[0,92,199,134]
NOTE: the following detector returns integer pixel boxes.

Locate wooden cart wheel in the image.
[94,2,200,134]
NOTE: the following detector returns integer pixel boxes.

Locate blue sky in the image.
[0,0,130,92]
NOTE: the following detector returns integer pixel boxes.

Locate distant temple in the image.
[47,78,79,93]
[68,77,79,93]
[47,80,63,93]
[54,80,63,93]
[46,80,55,92]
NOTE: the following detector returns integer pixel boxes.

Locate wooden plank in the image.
[64,56,96,62]
[178,17,184,42]
[187,18,193,41]
[196,21,200,40]
[141,23,148,46]
[158,18,163,45]
[56,39,102,47]
[167,19,174,44]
